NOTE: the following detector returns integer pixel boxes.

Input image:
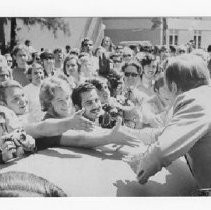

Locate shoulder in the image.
[0,105,21,132]
[173,86,211,117]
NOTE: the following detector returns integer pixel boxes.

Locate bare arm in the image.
[60,118,140,148]
[23,117,76,138]
[60,128,111,148]
[23,109,94,138]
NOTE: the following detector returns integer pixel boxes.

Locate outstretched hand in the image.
[109,117,140,147]
[70,109,95,132]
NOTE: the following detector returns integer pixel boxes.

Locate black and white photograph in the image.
[1,0,211,208]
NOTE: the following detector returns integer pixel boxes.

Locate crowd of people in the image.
[1,36,211,196]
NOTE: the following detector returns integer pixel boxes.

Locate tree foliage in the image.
[0,17,71,53]
[21,17,71,37]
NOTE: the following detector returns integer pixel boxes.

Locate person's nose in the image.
[18,97,25,106]
[92,101,99,109]
[37,73,43,78]
[64,99,70,108]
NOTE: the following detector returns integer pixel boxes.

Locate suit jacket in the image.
[137,85,211,188]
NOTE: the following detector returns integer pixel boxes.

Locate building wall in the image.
[201,31,211,49]
[103,17,161,45]
[105,28,161,45]
[178,30,194,46]
[167,17,211,49]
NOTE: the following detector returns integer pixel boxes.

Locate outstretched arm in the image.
[127,92,210,184]
[60,118,140,148]
[23,109,94,138]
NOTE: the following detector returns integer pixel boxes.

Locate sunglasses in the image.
[84,43,93,46]
[113,60,122,63]
[124,72,139,77]
[123,54,132,57]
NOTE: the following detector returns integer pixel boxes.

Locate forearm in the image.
[60,129,111,148]
[24,117,73,138]
[120,126,162,145]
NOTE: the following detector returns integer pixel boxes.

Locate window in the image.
[174,35,178,45]
[194,35,197,46]
[198,36,201,48]
[168,30,178,46]
[194,31,202,49]
[169,35,173,45]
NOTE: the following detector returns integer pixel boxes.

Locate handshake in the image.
[0,128,36,163]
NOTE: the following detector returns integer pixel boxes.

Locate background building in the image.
[1,17,211,51]
[103,17,211,49]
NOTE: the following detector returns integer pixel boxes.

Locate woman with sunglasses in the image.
[122,60,142,91]
[120,60,148,129]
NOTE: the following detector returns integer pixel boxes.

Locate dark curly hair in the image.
[71,82,96,109]
[122,60,143,75]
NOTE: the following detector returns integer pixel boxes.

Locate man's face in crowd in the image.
[102,37,110,47]
[51,86,72,118]
[65,59,78,76]
[5,87,28,115]
[0,69,10,84]
[116,47,123,56]
[43,58,54,73]
[97,82,110,104]
[5,56,13,67]
[15,49,28,68]
[80,89,102,121]
[84,41,93,53]
[112,56,122,70]
[123,51,133,63]
[31,67,44,86]
[124,65,140,87]
[54,51,63,63]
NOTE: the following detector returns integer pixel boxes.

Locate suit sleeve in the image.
[136,92,210,184]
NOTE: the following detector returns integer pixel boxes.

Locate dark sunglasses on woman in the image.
[124,72,139,77]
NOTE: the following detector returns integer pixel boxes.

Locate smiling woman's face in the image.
[51,86,71,118]
[143,61,157,79]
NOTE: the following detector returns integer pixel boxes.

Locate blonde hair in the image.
[39,76,71,112]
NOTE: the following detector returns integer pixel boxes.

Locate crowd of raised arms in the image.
[1,36,211,196]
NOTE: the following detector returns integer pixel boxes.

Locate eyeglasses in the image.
[84,43,93,47]
[113,60,122,63]
[7,60,12,63]
[124,72,139,77]
[123,54,132,57]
